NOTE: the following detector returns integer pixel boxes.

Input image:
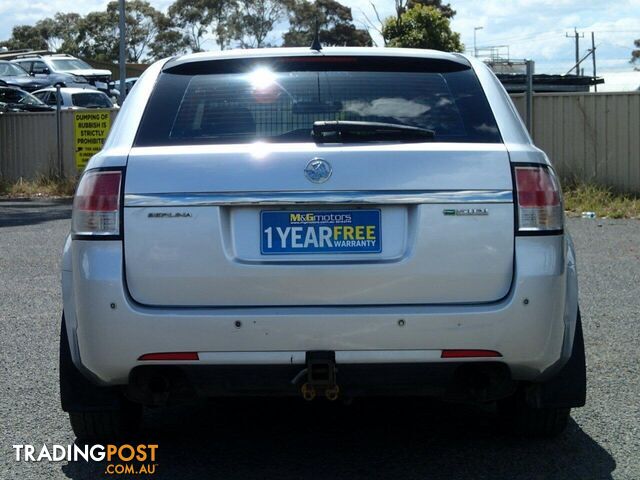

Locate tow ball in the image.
[298,351,339,401]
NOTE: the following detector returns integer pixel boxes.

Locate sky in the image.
[0,0,638,74]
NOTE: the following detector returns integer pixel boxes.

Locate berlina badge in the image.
[443,208,489,216]
[147,212,192,218]
[304,158,332,184]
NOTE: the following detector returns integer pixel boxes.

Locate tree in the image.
[364,0,455,46]
[108,0,165,62]
[282,0,372,47]
[77,10,119,62]
[40,13,83,54]
[31,18,58,51]
[78,0,172,62]
[149,20,189,60]
[0,2,182,62]
[231,0,286,48]
[382,4,463,52]
[631,39,640,69]
[168,0,236,52]
[0,13,83,55]
[0,25,49,51]
[168,0,210,52]
[401,0,455,18]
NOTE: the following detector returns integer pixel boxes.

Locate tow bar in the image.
[296,351,339,401]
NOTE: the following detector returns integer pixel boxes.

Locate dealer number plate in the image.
[261,210,381,255]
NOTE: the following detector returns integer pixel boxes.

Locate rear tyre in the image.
[60,315,142,441]
[498,394,570,437]
[69,404,142,442]
[499,307,586,437]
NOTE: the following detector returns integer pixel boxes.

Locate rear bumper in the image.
[61,234,578,387]
[126,362,514,404]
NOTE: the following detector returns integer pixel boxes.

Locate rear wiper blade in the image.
[312,120,435,143]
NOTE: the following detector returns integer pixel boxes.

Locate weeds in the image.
[562,183,640,219]
[0,176,77,198]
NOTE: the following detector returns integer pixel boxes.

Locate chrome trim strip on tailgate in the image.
[125,190,513,207]
[196,350,443,364]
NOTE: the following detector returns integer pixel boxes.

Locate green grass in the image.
[0,176,77,199]
[562,183,640,219]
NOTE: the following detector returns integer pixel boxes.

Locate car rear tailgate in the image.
[123,143,514,307]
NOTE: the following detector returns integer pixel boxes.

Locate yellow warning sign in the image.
[74,110,111,171]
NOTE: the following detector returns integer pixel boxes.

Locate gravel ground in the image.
[1,200,638,480]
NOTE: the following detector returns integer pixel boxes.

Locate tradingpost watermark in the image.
[13,443,158,475]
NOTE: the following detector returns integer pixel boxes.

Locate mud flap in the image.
[60,315,123,412]
[525,309,587,409]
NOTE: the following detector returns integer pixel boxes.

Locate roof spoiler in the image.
[162,53,472,76]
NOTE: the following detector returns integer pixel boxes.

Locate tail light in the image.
[72,169,122,237]
[513,164,563,233]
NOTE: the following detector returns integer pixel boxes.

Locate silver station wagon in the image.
[60,47,586,440]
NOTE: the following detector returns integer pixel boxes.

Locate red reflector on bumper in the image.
[441,349,502,358]
[138,352,199,361]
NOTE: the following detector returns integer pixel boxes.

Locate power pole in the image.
[474,26,483,57]
[564,30,598,93]
[118,0,126,105]
[591,31,597,92]
[565,28,584,75]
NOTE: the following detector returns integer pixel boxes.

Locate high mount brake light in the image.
[72,170,122,237]
[514,165,563,233]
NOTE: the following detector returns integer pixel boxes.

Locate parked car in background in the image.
[11,54,115,95]
[0,61,52,92]
[0,86,54,112]
[114,77,139,95]
[61,47,586,441]
[32,87,115,110]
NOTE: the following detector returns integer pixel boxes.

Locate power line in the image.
[473,28,638,49]
[600,42,635,50]
[587,30,639,33]
[480,29,563,46]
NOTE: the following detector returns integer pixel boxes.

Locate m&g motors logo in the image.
[289,212,352,224]
[13,444,158,476]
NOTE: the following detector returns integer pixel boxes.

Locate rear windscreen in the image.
[135,57,501,146]
[72,93,112,108]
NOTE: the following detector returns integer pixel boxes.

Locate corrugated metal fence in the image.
[512,92,640,192]
[0,109,118,182]
[1,93,640,192]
